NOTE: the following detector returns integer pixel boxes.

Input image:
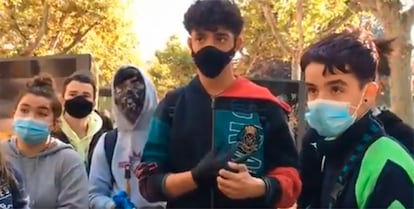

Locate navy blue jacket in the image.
[0,164,30,209]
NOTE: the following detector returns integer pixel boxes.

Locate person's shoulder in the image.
[52,139,84,165]
[5,162,23,183]
[1,138,16,156]
[156,86,186,113]
[164,86,186,101]
[225,77,292,113]
[361,136,413,173]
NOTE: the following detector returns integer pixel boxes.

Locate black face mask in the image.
[64,96,94,119]
[192,46,236,79]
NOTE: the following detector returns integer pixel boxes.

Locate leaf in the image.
[237,0,360,78]
[0,0,142,86]
[147,35,195,98]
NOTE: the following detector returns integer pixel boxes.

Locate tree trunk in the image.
[291,57,301,80]
[380,18,413,126]
[292,0,304,81]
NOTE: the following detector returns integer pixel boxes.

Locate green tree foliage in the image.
[353,0,414,125]
[239,0,414,125]
[238,0,360,79]
[148,35,195,98]
[0,0,142,85]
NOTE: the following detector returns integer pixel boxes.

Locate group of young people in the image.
[0,0,413,209]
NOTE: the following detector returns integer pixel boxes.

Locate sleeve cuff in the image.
[104,199,115,209]
[262,177,281,206]
[266,167,302,208]
[147,173,169,202]
[160,173,171,198]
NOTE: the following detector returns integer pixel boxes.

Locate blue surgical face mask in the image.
[13,118,50,145]
[305,99,358,138]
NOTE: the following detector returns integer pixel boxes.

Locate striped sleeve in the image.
[138,88,183,202]
[262,103,302,208]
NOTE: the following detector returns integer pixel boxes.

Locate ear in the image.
[187,37,193,53]
[363,82,379,106]
[235,35,244,51]
[59,95,65,105]
[52,118,61,131]
[10,111,15,118]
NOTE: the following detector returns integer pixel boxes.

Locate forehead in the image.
[66,80,94,93]
[305,62,356,86]
[116,76,144,88]
[18,93,51,110]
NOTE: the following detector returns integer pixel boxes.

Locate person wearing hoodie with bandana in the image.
[3,74,88,209]
[52,73,113,171]
[89,66,164,209]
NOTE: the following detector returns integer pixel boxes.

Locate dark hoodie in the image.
[299,113,414,208]
[139,76,301,208]
[374,109,414,153]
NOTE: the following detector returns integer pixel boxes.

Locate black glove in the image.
[190,149,233,188]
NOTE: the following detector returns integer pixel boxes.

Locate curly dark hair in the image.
[183,0,244,36]
[300,27,394,87]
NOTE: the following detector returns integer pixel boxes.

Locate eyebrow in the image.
[68,90,79,94]
[37,106,50,111]
[215,32,230,37]
[69,90,91,95]
[20,104,30,108]
[325,79,348,87]
[20,103,50,111]
[305,83,316,87]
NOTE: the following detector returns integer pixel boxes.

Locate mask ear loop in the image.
[353,83,378,118]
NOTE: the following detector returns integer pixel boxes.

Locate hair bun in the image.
[26,73,55,89]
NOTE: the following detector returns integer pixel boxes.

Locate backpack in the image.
[102,87,185,184]
[102,128,118,184]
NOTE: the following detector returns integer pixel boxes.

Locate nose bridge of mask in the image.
[308,99,351,116]
[15,118,49,131]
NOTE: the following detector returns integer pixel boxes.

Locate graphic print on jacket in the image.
[214,102,265,175]
[140,76,301,208]
[0,181,13,209]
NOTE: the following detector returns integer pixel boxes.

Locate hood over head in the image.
[111,65,157,131]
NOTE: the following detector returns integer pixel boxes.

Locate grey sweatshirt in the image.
[2,138,89,209]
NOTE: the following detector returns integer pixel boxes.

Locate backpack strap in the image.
[86,129,106,174]
[104,128,118,185]
[166,87,185,124]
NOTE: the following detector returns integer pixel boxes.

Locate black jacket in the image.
[299,114,414,208]
[375,110,414,153]
[139,77,301,208]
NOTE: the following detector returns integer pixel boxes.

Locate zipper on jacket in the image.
[210,96,216,209]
